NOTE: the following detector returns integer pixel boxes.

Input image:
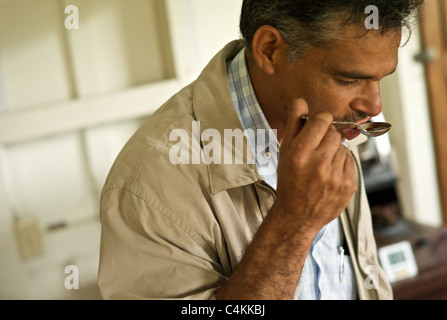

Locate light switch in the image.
[14,217,43,260]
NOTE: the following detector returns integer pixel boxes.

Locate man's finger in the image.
[281,98,308,149]
[316,126,345,160]
[292,112,334,151]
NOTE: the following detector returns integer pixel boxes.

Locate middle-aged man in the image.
[98,0,425,300]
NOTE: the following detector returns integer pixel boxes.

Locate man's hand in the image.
[275,98,358,236]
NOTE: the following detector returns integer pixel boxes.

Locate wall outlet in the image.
[14,217,44,260]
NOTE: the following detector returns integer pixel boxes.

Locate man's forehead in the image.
[317,26,401,76]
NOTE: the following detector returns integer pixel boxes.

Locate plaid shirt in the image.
[227,48,357,300]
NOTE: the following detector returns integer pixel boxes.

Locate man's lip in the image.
[337,117,371,140]
[356,117,372,126]
[341,128,361,140]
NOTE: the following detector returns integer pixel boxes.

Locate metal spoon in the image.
[301,116,392,137]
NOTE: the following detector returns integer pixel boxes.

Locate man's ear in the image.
[250,25,287,76]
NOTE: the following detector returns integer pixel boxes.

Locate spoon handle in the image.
[300,116,355,126]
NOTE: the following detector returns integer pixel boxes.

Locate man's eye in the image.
[337,79,358,87]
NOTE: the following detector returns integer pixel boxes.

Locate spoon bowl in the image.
[333,120,392,137]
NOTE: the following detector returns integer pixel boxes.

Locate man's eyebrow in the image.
[333,68,397,80]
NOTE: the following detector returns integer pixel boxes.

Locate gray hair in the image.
[240,0,424,62]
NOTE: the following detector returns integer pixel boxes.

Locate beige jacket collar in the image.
[192,40,259,195]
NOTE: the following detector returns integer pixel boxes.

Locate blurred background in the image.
[0,0,446,300]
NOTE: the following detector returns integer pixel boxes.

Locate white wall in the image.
[381,27,443,227]
[165,0,242,84]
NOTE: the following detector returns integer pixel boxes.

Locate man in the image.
[98,0,424,300]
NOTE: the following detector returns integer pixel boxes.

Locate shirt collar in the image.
[227,48,280,160]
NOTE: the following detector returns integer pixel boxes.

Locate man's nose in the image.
[354,82,383,117]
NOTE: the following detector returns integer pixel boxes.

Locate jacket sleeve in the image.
[98,186,226,300]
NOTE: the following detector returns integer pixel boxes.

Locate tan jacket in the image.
[98,40,393,300]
